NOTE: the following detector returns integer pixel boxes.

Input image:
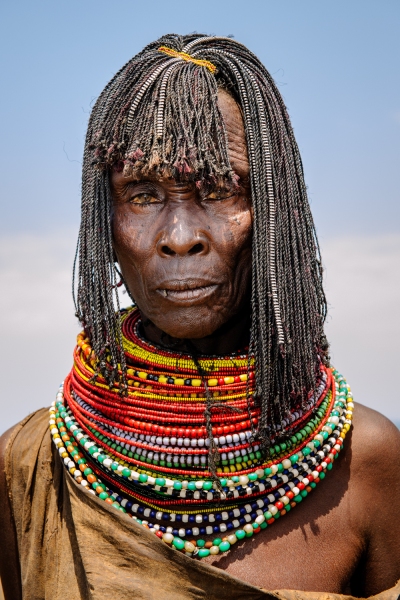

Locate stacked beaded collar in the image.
[50,307,354,559]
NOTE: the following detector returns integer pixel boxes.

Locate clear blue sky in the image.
[1,0,399,240]
[0,1,399,431]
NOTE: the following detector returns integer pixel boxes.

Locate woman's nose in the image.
[156,208,210,258]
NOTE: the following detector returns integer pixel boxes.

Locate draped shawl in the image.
[3,409,399,600]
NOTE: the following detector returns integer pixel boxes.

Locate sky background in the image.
[0,0,399,434]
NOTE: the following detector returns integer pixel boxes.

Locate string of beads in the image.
[50,308,353,559]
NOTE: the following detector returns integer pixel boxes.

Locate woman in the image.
[1,34,399,599]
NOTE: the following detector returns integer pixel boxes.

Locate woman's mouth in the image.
[156,281,218,303]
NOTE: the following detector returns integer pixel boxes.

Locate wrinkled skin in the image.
[111,90,252,355]
[0,90,399,599]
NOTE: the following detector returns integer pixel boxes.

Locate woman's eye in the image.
[204,190,234,201]
[129,193,159,205]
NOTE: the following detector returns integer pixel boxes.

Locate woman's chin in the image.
[143,307,226,342]
[153,319,220,341]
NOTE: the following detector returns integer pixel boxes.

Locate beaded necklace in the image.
[50,307,353,559]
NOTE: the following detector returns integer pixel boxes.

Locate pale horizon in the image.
[1,0,399,433]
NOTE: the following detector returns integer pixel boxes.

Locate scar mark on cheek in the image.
[223,230,235,243]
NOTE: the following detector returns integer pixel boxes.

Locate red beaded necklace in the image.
[65,307,328,480]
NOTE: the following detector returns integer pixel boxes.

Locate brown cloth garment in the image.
[3,409,400,600]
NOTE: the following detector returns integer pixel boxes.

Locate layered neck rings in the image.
[50,307,354,559]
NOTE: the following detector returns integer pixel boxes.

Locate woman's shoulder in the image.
[0,421,21,524]
[351,402,400,465]
[0,423,18,491]
[0,408,50,495]
[0,409,51,600]
[350,401,400,496]
[349,402,400,593]
[0,421,27,600]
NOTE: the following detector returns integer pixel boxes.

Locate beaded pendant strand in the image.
[49,307,353,559]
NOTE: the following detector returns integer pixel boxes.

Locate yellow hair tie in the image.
[158,46,217,74]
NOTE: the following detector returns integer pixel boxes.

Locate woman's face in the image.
[111,90,252,340]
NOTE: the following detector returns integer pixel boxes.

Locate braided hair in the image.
[73,33,329,450]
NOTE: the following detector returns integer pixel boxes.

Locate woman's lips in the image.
[155,282,218,303]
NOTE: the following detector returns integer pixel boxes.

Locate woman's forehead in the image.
[217,89,249,180]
